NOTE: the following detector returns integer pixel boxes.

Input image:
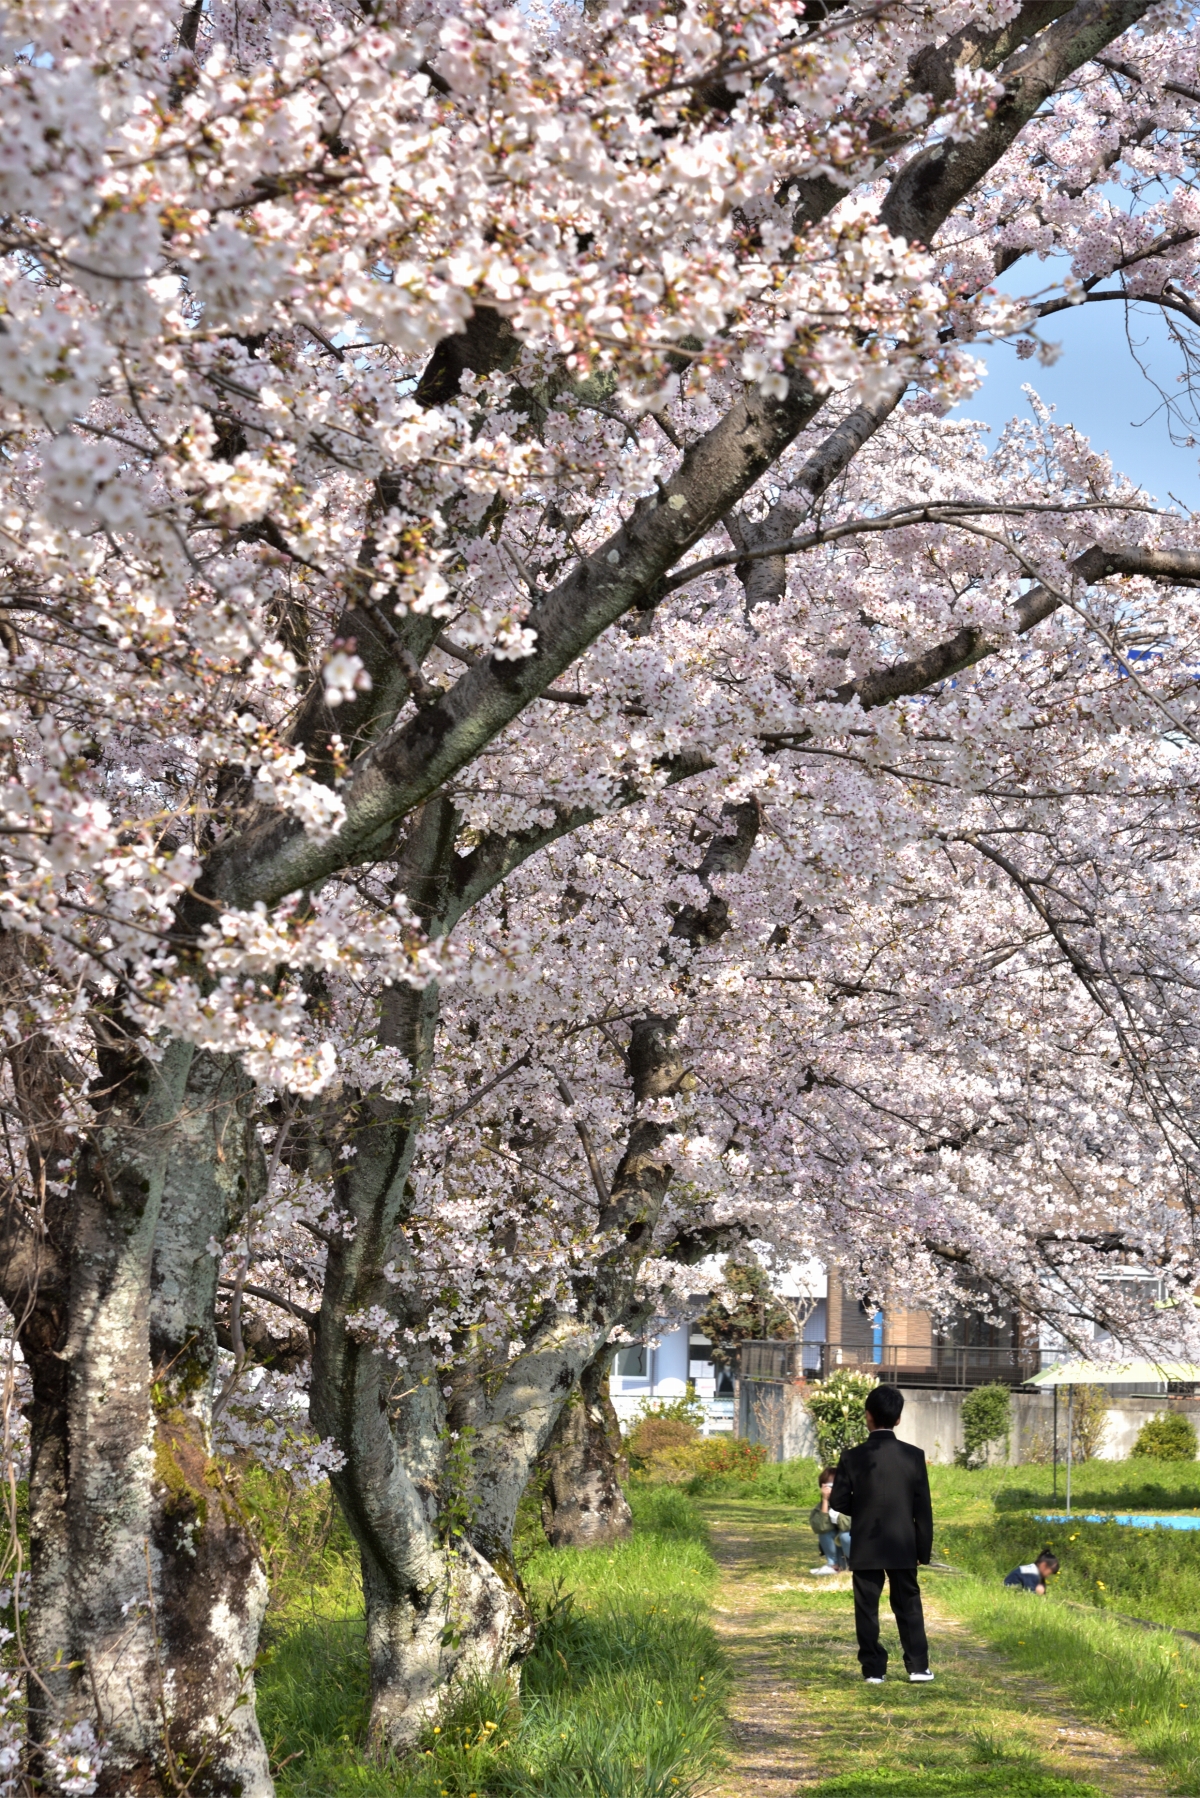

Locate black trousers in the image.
[851,1567,929,1678]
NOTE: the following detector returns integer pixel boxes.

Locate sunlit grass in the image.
[940,1579,1200,1793]
[256,1485,729,1798]
[697,1460,1200,1793]
[692,1454,1200,1529]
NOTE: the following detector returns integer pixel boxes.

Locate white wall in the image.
[753,1381,1200,1466]
[895,1387,1200,1465]
[653,1326,689,1396]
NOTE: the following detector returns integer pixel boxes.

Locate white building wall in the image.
[652,1327,689,1395]
[608,1323,735,1434]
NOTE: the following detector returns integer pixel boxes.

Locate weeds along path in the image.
[699,1497,1170,1798]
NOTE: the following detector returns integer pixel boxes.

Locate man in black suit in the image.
[829,1383,934,1684]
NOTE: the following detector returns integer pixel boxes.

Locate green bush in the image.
[687,1437,767,1482]
[1133,1411,1198,1462]
[625,1396,704,1470]
[958,1384,1012,1469]
[804,1368,876,1462]
[638,1433,767,1486]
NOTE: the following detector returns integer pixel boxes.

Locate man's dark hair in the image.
[819,1466,838,1484]
[1037,1550,1060,1574]
[865,1384,904,1428]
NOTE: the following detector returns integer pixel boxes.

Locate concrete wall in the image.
[895,1387,1200,1465]
[746,1380,1200,1465]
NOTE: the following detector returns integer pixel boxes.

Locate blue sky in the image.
[950,295,1199,511]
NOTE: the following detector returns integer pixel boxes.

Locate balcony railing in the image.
[736,1339,1041,1389]
[739,1340,806,1382]
[817,1342,1040,1388]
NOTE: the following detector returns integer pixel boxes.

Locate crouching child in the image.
[1004,1549,1059,1595]
[809,1465,851,1573]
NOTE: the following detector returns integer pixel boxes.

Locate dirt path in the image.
[700,1502,1171,1798]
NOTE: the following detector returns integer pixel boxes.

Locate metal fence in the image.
[818,1342,1040,1387]
[736,1338,1040,1389]
[740,1340,806,1382]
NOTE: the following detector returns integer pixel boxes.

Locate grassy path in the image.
[699,1497,1171,1798]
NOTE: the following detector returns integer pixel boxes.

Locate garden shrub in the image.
[641,1435,767,1485]
[1069,1385,1110,1462]
[958,1384,1012,1468]
[1133,1411,1198,1461]
[804,1367,875,1462]
[624,1394,705,1470]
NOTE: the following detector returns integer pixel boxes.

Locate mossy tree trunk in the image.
[539,1352,632,1550]
[4,1000,273,1797]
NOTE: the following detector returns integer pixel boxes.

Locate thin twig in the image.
[554,1074,611,1206]
[438,1050,533,1126]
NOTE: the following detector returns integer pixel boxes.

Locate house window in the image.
[614,1345,648,1378]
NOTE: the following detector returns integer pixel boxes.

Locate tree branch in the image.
[185,0,1159,926]
[217,1279,319,1331]
[554,1076,611,1207]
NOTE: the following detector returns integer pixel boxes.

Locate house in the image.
[607,1260,827,1434]
[609,1314,736,1435]
[818,1273,1039,1386]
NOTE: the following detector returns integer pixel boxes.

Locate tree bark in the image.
[310,800,539,1751]
[539,1353,631,1550]
[14,1026,273,1797]
[143,1052,273,1797]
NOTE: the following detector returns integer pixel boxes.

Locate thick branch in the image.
[879,0,1155,245]
[836,543,1200,712]
[188,0,1156,923]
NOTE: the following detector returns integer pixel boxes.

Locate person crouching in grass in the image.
[809,1466,851,1573]
[1004,1550,1059,1595]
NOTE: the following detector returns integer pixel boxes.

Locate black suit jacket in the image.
[829,1430,934,1570]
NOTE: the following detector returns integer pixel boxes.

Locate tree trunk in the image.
[18,1038,273,1798]
[309,796,757,1748]
[312,1108,540,1750]
[143,1052,273,1797]
[311,947,537,1752]
[540,1354,631,1550]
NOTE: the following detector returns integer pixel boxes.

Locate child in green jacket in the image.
[809,1466,851,1573]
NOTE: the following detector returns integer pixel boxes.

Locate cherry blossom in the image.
[0,0,1199,1788]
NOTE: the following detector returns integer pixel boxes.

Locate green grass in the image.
[696,1460,1200,1792]
[940,1510,1200,1630]
[256,1486,728,1798]
[805,1774,1102,1796]
[937,1577,1200,1792]
[688,1454,1200,1528]
[252,1454,1200,1794]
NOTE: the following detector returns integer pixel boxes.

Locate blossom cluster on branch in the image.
[1,0,1200,1781]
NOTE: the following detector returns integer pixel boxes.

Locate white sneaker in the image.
[909,1670,935,1683]
[809,1565,838,1575]
[865,1676,885,1685]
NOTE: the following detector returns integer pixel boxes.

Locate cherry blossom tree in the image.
[3,0,1200,1790]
